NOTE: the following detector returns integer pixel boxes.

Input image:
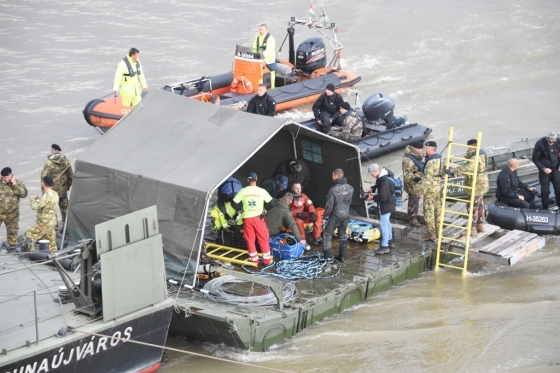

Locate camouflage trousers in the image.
[58,193,68,225]
[329,130,360,142]
[0,211,20,247]
[466,195,485,226]
[423,192,441,236]
[407,194,420,220]
[25,220,58,252]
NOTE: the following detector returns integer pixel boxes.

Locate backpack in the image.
[387,176,403,207]
[217,177,242,216]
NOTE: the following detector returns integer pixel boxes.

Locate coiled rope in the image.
[201,275,299,307]
[242,252,341,280]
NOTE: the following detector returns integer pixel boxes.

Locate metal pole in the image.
[34,291,39,345]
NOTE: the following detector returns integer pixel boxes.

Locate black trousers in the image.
[318,112,342,134]
[498,189,535,209]
[538,169,560,209]
[322,215,349,259]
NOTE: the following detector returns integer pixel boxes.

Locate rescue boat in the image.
[83,17,361,132]
[299,92,433,160]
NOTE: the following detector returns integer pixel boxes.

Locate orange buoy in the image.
[231,75,254,94]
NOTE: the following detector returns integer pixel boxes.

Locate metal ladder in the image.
[435,127,482,275]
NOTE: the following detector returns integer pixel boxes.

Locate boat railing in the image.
[0,253,98,352]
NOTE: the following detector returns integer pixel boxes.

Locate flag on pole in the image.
[309,1,316,22]
[319,3,330,26]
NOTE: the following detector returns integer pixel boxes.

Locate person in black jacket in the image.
[246,84,276,116]
[496,158,536,208]
[531,132,560,209]
[322,168,354,262]
[365,164,396,254]
[273,159,310,189]
[312,83,344,134]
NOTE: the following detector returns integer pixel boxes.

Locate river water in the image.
[1,0,559,372]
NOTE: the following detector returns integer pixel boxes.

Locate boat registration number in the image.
[525,215,549,223]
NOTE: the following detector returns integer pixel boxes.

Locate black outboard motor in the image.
[295,37,327,75]
[361,93,407,128]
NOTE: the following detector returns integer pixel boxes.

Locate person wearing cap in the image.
[22,176,59,253]
[232,172,273,265]
[365,163,397,253]
[261,174,289,198]
[290,182,324,246]
[531,132,560,209]
[274,159,310,189]
[323,168,354,262]
[447,139,489,236]
[266,193,308,249]
[312,83,345,134]
[328,102,363,142]
[41,144,73,226]
[420,141,443,241]
[496,158,536,209]
[402,140,424,227]
[0,167,28,249]
[247,84,276,117]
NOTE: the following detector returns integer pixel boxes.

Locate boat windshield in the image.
[235,45,264,60]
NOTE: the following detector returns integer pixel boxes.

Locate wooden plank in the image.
[496,232,539,257]
[478,230,526,255]
[449,223,502,249]
[507,237,546,265]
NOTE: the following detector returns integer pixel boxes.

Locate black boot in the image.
[323,250,332,260]
[336,240,348,262]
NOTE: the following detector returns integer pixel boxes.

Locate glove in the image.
[227,218,236,226]
[296,213,308,220]
[309,212,316,222]
[413,177,421,183]
[321,218,328,231]
[444,169,452,176]
[260,211,267,220]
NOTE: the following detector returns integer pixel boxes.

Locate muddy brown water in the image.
[1,0,559,372]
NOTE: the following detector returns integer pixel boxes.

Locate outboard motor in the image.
[295,37,327,75]
[361,93,407,128]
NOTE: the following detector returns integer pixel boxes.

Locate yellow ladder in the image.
[205,242,261,267]
[435,127,482,275]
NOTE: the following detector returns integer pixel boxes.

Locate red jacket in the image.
[289,193,316,216]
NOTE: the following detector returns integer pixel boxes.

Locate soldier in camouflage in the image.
[23,176,59,252]
[0,167,28,248]
[41,144,73,225]
[420,141,443,241]
[449,139,489,237]
[402,141,424,227]
[328,102,363,142]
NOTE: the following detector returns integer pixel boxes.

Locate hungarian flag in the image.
[319,3,330,26]
[309,1,316,22]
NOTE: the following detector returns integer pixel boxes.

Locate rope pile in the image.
[243,252,341,280]
[201,275,299,307]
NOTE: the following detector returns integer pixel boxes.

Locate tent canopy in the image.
[68,89,365,281]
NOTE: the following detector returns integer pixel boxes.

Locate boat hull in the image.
[0,301,174,373]
[487,202,559,234]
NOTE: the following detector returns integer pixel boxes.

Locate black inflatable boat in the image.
[299,93,432,160]
[486,184,558,234]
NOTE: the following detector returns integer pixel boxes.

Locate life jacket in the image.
[256,33,271,52]
[122,57,141,80]
[404,153,424,171]
[423,153,442,173]
[217,177,242,218]
[467,149,488,174]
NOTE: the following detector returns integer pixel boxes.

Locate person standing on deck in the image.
[531,132,560,209]
[420,141,443,241]
[0,167,28,250]
[365,164,396,254]
[22,176,59,253]
[113,48,147,107]
[402,141,424,228]
[41,144,73,228]
[232,172,273,266]
[447,139,489,237]
[253,24,276,88]
[322,168,354,262]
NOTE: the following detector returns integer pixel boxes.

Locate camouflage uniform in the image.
[0,178,28,246]
[451,149,489,227]
[422,155,443,236]
[402,146,424,222]
[328,110,363,142]
[41,154,73,224]
[25,190,59,252]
